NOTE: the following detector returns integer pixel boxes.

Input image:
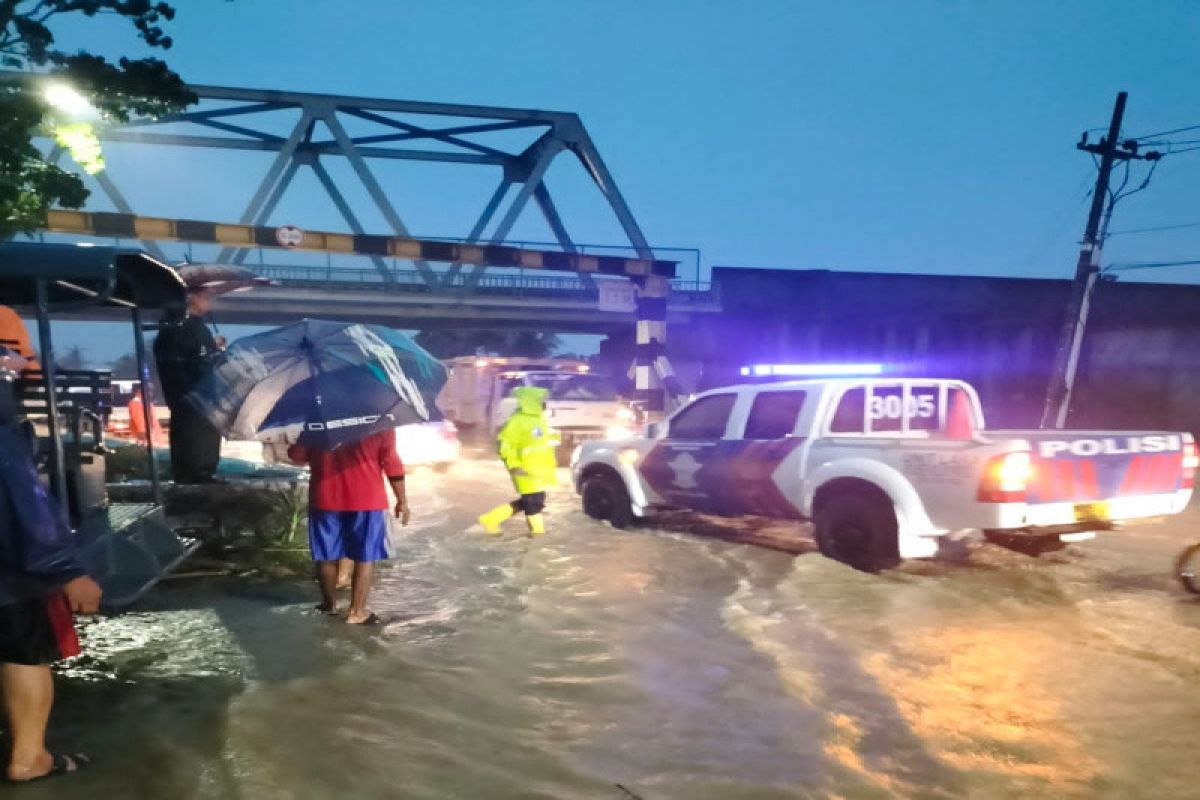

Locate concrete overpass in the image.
[48,260,723,333]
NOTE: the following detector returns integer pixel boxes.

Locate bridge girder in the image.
[56,82,657,290]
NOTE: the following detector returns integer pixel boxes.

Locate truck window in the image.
[669,394,736,440]
[744,391,807,440]
[540,374,618,401]
[869,385,905,433]
[830,383,972,435]
[830,387,865,433]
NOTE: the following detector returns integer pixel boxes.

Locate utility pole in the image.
[1040,92,1160,429]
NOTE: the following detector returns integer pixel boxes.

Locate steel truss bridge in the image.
[44,80,671,287]
[17,78,710,406]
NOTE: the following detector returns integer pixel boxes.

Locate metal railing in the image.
[25,231,718,303]
[253,262,719,303]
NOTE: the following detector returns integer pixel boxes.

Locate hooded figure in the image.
[478,386,560,537]
[152,289,222,483]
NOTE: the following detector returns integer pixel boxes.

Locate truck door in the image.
[638,393,736,512]
[717,389,809,517]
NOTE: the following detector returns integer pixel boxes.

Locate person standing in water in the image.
[478,386,560,537]
[0,361,103,783]
[288,430,409,625]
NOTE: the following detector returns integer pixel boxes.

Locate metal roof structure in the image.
[0,242,186,309]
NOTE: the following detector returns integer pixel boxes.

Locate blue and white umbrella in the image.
[188,319,446,450]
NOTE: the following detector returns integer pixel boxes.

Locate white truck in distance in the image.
[437,356,638,459]
[571,378,1198,571]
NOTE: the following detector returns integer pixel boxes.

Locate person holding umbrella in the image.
[187,319,448,623]
[153,287,223,483]
[287,430,408,624]
[153,264,271,484]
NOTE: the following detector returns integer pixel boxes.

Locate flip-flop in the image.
[346,612,383,626]
[5,753,93,784]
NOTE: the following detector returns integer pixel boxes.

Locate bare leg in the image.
[315,560,339,613]
[346,561,375,624]
[336,558,354,589]
[3,663,54,782]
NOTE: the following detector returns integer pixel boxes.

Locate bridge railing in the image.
[253,263,719,304]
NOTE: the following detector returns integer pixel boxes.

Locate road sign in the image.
[597,279,636,312]
[275,225,304,248]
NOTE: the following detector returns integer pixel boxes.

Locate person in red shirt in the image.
[288,429,409,625]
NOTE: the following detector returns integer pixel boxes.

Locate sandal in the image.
[346,612,383,626]
[6,752,93,784]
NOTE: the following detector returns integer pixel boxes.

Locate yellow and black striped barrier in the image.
[43,210,677,280]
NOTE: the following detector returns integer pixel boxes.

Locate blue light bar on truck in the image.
[740,363,885,377]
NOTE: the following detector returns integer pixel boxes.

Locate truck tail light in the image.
[1182,437,1198,490]
[978,450,1034,503]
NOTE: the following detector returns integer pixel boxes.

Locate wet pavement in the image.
[14,458,1200,799]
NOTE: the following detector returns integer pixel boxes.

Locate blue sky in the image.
[38,0,1200,362]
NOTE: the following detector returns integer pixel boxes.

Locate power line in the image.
[1105,258,1200,272]
[1158,144,1200,156]
[1138,137,1200,147]
[1131,123,1200,140]
[1107,219,1200,236]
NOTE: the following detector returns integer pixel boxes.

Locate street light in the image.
[43,83,99,120]
[41,82,104,174]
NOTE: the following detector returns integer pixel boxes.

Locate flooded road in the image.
[23,459,1200,799]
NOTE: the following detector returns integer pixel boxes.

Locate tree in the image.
[56,343,86,370]
[109,351,138,378]
[0,2,196,237]
[414,329,563,360]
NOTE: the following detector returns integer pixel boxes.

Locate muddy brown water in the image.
[12,460,1200,799]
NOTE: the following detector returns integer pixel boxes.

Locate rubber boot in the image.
[478,503,514,535]
[526,513,546,538]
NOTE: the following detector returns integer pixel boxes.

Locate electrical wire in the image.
[1130,123,1200,140]
[1157,144,1200,156]
[1104,259,1200,272]
[1138,137,1200,147]
[1018,168,1096,269]
[1108,220,1200,237]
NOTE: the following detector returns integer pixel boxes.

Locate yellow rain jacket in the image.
[497,386,560,494]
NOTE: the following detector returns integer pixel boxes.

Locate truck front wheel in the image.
[581,473,636,529]
[813,492,900,573]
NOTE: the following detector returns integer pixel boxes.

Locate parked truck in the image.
[438,356,639,461]
[571,377,1197,571]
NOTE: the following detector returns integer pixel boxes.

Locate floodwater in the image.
[19,459,1200,799]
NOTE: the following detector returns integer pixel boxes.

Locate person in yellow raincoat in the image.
[478,386,560,537]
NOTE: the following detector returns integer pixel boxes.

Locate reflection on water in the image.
[11,461,1200,798]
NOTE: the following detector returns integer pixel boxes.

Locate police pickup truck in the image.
[571,378,1197,571]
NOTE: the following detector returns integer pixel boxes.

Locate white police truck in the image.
[571,377,1197,571]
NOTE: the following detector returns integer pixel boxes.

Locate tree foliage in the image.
[0,1,196,237]
[108,350,138,378]
[56,343,86,370]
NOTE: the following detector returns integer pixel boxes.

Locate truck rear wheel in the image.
[581,473,636,529]
[813,492,900,573]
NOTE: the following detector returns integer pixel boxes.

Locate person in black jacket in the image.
[0,366,102,783]
[153,288,223,483]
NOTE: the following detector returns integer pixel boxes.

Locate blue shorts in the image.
[308,510,389,562]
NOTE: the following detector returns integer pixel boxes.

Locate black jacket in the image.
[154,314,218,406]
[0,426,86,605]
